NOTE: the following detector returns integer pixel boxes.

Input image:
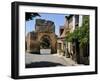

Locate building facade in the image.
[57,15,89,65]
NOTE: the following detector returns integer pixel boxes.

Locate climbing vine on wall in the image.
[66,15,89,46]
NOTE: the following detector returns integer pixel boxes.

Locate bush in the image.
[66,15,89,47]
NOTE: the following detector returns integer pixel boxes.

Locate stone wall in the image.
[26,19,57,54]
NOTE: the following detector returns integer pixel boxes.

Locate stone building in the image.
[57,15,89,65]
[64,15,83,63]
[26,19,57,54]
[57,26,68,56]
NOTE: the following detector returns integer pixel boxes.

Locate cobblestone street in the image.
[25,53,78,68]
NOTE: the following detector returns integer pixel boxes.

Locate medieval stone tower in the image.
[26,19,57,54]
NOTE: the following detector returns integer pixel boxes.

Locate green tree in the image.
[66,15,89,46]
[25,12,41,21]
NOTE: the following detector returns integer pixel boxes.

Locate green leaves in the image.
[66,15,89,46]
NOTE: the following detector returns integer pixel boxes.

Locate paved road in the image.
[25,53,78,68]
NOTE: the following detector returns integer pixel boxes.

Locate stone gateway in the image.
[26,19,57,54]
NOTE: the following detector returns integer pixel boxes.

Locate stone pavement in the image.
[25,53,79,67]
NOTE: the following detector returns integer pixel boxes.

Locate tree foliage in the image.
[25,12,41,21]
[66,15,89,46]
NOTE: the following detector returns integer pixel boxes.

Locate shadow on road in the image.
[26,61,65,68]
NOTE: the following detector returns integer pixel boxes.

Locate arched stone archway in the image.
[40,35,51,49]
[37,32,57,54]
[26,32,57,54]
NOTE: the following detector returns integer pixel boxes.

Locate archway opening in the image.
[40,35,51,49]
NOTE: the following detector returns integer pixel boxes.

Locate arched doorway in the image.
[40,35,51,49]
[40,35,51,54]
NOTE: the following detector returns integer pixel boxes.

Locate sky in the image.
[25,13,68,36]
